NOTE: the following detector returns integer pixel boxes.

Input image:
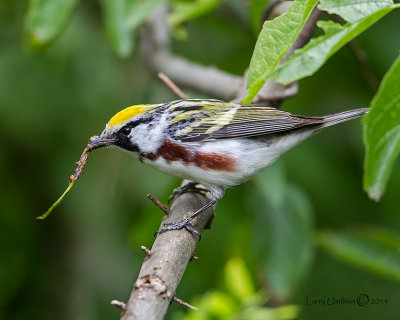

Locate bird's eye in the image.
[120,126,131,136]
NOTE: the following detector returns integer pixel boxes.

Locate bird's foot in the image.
[155,217,200,238]
[168,182,209,204]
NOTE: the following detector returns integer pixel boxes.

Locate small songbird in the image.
[89,99,367,235]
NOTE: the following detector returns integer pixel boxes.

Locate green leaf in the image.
[248,164,314,299]
[186,291,238,319]
[271,4,396,85]
[243,0,319,103]
[224,257,255,301]
[317,228,400,281]
[319,0,393,23]
[236,305,300,320]
[169,0,224,28]
[24,0,79,45]
[363,53,400,200]
[99,0,134,58]
[127,0,164,30]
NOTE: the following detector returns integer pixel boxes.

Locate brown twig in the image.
[191,254,199,262]
[147,194,170,215]
[69,135,98,183]
[37,135,99,220]
[111,300,127,311]
[140,245,152,257]
[172,296,198,310]
[158,72,188,99]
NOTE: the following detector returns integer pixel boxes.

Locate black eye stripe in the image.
[119,117,153,134]
[129,117,153,127]
[120,127,131,136]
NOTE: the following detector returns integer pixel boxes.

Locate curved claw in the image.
[156,192,220,239]
[167,194,175,205]
[163,217,190,227]
[155,218,200,238]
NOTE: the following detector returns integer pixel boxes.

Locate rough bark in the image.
[120,181,213,320]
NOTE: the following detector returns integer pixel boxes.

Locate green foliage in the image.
[317,228,400,282]
[169,0,224,28]
[243,0,400,201]
[224,257,256,301]
[169,0,224,39]
[249,164,314,299]
[24,0,164,56]
[173,257,300,320]
[319,0,394,23]
[243,0,319,103]
[127,0,165,30]
[3,1,400,319]
[271,1,396,85]
[99,0,135,57]
[363,54,400,200]
[24,0,79,45]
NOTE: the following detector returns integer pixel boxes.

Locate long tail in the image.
[320,108,368,128]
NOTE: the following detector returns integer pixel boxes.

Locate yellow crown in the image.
[107,105,152,127]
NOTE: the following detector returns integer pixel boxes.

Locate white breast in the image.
[141,131,313,189]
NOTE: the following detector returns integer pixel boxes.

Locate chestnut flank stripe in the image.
[146,140,237,172]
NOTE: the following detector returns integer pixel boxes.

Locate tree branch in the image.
[142,4,321,104]
[347,40,379,92]
[158,73,188,99]
[140,5,242,101]
[119,3,323,319]
[120,181,214,320]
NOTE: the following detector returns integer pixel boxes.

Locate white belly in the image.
[142,131,312,189]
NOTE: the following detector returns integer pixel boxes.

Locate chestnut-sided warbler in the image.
[89,99,367,235]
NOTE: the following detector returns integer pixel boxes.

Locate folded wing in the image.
[168,100,325,142]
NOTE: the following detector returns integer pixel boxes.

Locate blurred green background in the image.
[1,1,400,319]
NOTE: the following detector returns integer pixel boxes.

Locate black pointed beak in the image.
[88,135,116,150]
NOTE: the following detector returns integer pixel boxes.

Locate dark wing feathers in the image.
[169,100,325,142]
[212,119,314,138]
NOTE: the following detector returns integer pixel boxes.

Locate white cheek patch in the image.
[132,114,169,154]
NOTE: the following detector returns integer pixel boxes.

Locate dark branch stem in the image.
[347,41,379,92]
